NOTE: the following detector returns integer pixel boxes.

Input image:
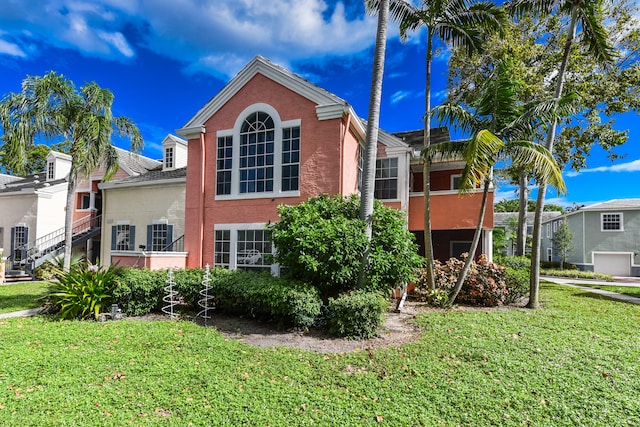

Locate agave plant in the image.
[47,261,120,320]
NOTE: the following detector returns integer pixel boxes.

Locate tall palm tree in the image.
[0,72,143,271]
[508,0,615,308]
[370,0,506,290]
[360,0,390,288]
[431,59,567,305]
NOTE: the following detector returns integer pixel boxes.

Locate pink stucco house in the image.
[176,56,493,272]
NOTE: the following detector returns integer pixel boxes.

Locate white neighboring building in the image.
[0,152,70,266]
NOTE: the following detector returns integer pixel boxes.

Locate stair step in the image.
[4,273,34,283]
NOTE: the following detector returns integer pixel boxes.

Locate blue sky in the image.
[0,0,638,208]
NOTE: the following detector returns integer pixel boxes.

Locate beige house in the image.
[99,135,188,269]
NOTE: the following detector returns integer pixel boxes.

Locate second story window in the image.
[148,223,173,251]
[374,158,398,200]
[47,161,55,180]
[165,147,174,169]
[240,112,275,193]
[214,105,301,199]
[602,213,622,231]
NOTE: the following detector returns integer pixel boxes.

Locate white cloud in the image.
[0,38,26,57]
[390,90,412,105]
[565,159,640,177]
[0,0,384,77]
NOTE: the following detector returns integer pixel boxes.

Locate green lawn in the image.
[0,283,638,426]
[0,281,50,314]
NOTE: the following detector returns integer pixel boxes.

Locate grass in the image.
[0,281,50,314]
[0,283,639,426]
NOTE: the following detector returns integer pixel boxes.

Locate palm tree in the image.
[0,72,143,271]
[508,0,615,308]
[431,59,567,305]
[369,0,506,290]
[360,0,390,288]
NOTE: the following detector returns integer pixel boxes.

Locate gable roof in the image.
[114,146,162,176]
[579,199,640,211]
[0,172,67,194]
[0,173,21,188]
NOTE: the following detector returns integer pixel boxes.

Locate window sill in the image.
[215,191,301,201]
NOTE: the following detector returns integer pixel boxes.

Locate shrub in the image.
[47,262,120,320]
[112,268,166,316]
[213,270,322,329]
[541,261,577,270]
[35,254,84,280]
[326,290,390,339]
[174,267,232,310]
[496,255,531,270]
[504,267,529,304]
[271,194,422,297]
[414,255,518,307]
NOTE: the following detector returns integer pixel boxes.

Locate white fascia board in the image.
[176,125,206,140]
[178,56,344,132]
[99,177,186,190]
[316,103,350,120]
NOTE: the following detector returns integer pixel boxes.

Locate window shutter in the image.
[111,226,117,250]
[10,227,15,257]
[167,225,174,251]
[24,227,29,247]
[147,225,153,251]
[129,226,136,251]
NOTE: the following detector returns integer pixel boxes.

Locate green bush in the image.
[112,268,166,316]
[270,194,422,297]
[541,261,577,270]
[326,290,390,339]
[35,254,84,280]
[213,270,322,329]
[541,268,612,281]
[495,255,530,270]
[47,262,120,320]
[174,267,232,310]
[504,267,529,304]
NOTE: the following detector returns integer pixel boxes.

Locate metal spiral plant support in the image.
[197,264,215,324]
[162,267,180,319]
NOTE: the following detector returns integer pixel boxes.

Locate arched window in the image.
[215,104,301,198]
[239,112,275,193]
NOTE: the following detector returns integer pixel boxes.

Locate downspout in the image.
[340,112,351,194]
[199,132,206,267]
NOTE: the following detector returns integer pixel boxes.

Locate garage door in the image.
[593,253,631,276]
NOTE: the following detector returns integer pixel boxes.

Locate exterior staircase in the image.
[7,214,101,277]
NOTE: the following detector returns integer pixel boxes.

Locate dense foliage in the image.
[47,262,120,320]
[270,194,422,296]
[326,289,389,339]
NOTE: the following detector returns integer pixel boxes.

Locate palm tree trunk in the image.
[63,177,77,272]
[359,0,389,287]
[423,30,436,290]
[449,177,490,305]
[516,171,528,256]
[528,10,577,309]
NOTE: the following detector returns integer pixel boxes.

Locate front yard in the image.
[0,281,49,314]
[0,283,638,426]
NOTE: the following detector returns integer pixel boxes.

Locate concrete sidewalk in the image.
[0,307,44,319]
[542,276,640,305]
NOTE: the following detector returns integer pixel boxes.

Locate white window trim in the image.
[214,103,301,201]
[601,212,623,232]
[450,174,462,190]
[546,223,551,238]
[547,248,553,261]
[213,223,277,275]
[374,157,400,201]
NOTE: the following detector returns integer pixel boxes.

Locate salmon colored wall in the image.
[185,74,354,267]
[408,192,494,231]
[111,254,186,270]
[341,130,360,194]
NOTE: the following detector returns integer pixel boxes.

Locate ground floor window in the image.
[111,224,135,251]
[148,223,173,251]
[213,225,273,272]
[451,241,472,259]
[11,225,29,262]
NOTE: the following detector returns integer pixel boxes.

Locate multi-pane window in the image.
[12,226,28,262]
[115,225,131,251]
[451,174,462,190]
[237,229,272,270]
[80,193,91,210]
[602,213,622,231]
[216,136,233,195]
[239,112,275,193]
[374,158,398,199]
[281,127,300,192]
[47,161,55,180]
[214,229,231,267]
[150,224,169,251]
[357,144,364,191]
[165,147,174,169]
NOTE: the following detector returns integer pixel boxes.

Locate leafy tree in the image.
[430,59,566,305]
[0,72,142,271]
[0,143,50,176]
[270,194,423,298]
[507,0,616,308]
[551,220,574,269]
[495,198,565,212]
[360,0,390,287]
[371,0,506,291]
